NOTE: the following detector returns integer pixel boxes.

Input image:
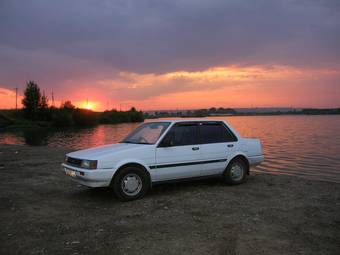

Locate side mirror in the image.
[159,134,173,147]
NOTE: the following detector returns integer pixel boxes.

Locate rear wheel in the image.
[223,158,248,185]
[112,166,150,201]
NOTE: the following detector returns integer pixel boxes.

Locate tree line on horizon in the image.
[1,81,144,128]
[147,106,340,118]
[147,107,237,118]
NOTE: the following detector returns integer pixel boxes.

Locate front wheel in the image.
[112,167,150,201]
[223,158,248,185]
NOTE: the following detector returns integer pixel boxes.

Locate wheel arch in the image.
[110,162,152,187]
[227,154,250,175]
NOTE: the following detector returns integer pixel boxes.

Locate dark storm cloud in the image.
[0,0,339,90]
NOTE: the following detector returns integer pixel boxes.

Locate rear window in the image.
[199,123,237,144]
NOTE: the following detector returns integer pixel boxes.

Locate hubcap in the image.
[121,174,142,196]
[230,162,244,181]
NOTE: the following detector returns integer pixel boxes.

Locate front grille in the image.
[66,157,82,167]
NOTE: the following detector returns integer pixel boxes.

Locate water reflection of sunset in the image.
[1,116,339,183]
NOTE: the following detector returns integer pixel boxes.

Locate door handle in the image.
[192,147,200,151]
[227,144,234,148]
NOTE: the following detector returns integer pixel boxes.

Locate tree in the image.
[22,81,41,119]
[61,100,75,110]
[209,107,217,114]
[39,90,50,120]
[40,91,49,109]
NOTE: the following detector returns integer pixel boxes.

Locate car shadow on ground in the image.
[68,177,226,203]
[150,177,224,195]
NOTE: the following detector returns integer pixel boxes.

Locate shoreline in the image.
[2,112,340,130]
[0,144,339,254]
[147,113,340,119]
[1,113,339,132]
[1,143,339,185]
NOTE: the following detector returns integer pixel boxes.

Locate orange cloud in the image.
[1,65,339,111]
[0,87,23,109]
[96,65,340,109]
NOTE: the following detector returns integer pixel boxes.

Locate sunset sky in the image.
[0,0,339,111]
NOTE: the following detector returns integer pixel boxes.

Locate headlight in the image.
[81,160,97,169]
[64,155,68,162]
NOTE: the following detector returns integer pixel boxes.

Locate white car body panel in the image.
[199,142,231,176]
[62,120,264,187]
[155,144,202,181]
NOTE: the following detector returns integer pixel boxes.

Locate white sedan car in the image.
[62,120,264,201]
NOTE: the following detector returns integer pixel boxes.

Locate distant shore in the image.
[0,144,339,254]
[2,108,340,130]
[0,108,144,130]
[145,107,340,118]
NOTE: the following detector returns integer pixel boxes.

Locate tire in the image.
[112,166,150,201]
[223,158,248,185]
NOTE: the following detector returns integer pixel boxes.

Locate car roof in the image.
[147,119,225,124]
[146,118,241,139]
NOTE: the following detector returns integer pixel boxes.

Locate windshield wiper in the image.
[120,141,151,144]
[119,141,152,144]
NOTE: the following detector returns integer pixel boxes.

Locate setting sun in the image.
[80,100,96,111]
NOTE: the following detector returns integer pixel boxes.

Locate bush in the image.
[51,110,74,127]
[0,113,13,128]
[100,109,144,124]
[23,127,48,146]
[73,109,99,126]
[2,102,144,129]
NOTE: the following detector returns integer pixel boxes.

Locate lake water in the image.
[1,116,340,183]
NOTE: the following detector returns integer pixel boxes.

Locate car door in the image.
[155,122,202,181]
[199,122,238,176]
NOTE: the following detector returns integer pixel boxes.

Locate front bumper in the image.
[61,163,115,188]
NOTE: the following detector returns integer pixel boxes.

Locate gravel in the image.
[0,144,339,255]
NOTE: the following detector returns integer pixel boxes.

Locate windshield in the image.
[121,122,171,144]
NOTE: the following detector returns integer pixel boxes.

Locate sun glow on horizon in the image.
[79,100,96,111]
[1,64,339,111]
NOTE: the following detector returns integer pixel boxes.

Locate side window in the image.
[165,124,199,146]
[200,123,237,144]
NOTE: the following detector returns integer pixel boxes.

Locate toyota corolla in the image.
[62,120,264,201]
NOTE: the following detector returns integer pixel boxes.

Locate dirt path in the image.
[0,144,339,255]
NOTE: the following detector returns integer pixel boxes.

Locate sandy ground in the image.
[0,144,339,255]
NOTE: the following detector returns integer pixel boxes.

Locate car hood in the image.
[67,143,145,160]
